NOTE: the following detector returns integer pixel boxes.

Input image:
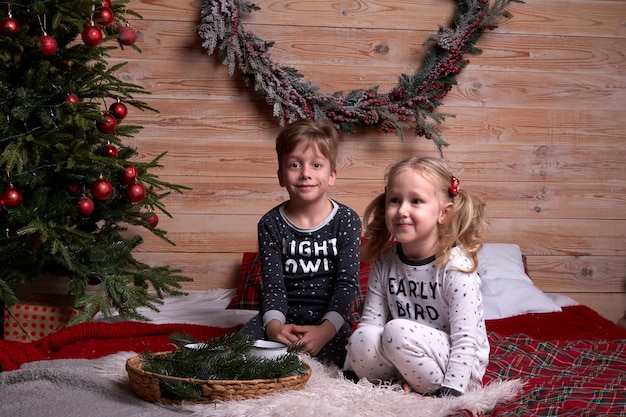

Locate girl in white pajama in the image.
[345,157,489,397]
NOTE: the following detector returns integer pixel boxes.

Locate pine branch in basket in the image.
[142,333,308,381]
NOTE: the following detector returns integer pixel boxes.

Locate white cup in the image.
[249,340,288,359]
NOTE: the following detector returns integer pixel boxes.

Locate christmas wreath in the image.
[196,0,522,153]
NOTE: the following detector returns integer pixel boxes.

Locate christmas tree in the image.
[0,0,191,322]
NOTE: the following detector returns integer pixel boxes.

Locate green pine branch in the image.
[140,333,308,401]
[0,0,192,321]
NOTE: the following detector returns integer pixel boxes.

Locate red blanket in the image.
[0,321,241,371]
[484,304,626,341]
[1,305,623,372]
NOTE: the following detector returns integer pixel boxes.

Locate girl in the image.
[345,156,488,397]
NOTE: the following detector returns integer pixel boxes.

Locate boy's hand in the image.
[291,321,336,356]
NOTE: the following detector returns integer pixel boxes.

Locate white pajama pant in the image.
[345,319,451,394]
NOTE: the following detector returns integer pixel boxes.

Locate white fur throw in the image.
[0,348,521,417]
[180,356,523,417]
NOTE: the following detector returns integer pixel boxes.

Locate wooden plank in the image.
[110,49,625,110]
[132,252,243,290]
[114,12,625,76]
[126,0,204,22]
[449,70,626,110]
[111,91,624,148]
[129,0,457,27]
[497,0,626,38]
[153,176,626,221]
[557,292,626,324]
[126,215,626,256]
[127,0,626,38]
[525,256,626,293]
[112,5,625,107]
[110,18,626,76]
[245,26,625,75]
[123,250,626,295]
[115,132,626,184]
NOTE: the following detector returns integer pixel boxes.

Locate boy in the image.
[240,119,362,367]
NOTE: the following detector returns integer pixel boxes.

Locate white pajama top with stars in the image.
[346,244,489,395]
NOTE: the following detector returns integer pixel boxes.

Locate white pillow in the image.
[477,243,562,319]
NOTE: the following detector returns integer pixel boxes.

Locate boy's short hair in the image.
[275,119,340,171]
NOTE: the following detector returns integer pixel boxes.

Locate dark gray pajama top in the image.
[257,199,362,331]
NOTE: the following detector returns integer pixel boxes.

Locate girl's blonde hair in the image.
[362,156,486,272]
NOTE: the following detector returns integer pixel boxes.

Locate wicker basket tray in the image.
[126,354,312,404]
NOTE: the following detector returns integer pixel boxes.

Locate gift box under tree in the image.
[3,293,82,342]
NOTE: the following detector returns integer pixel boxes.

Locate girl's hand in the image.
[291,321,336,356]
[264,320,303,345]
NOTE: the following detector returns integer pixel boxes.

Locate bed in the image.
[1,244,625,417]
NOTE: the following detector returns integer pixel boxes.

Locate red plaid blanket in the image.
[483,334,626,416]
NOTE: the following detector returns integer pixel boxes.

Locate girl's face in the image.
[384,169,451,259]
[277,141,336,205]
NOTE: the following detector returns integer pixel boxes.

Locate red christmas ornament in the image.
[94,6,114,26]
[64,93,81,103]
[106,20,121,36]
[102,0,112,8]
[39,35,58,57]
[96,113,117,134]
[67,183,79,193]
[108,101,128,120]
[119,165,138,185]
[118,25,137,46]
[103,143,118,158]
[125,182,146,203]
[76,196,95,217]
[0,16,19,36]
[0,185,23,209]
[82,24,103,46]
[145,212,159,228]
[91,177,113,201]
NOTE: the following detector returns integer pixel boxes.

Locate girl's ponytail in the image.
[361,193,390,263]
[437,187,486,272]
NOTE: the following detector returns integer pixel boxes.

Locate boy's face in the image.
[277,141,337,204]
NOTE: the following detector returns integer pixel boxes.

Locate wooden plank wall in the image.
[110,0,626,323]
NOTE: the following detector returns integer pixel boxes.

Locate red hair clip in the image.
[448,176,460,197]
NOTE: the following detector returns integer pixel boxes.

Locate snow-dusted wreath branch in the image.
[196,0,522,154]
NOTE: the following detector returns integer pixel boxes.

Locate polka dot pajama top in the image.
[346,244,489,394]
